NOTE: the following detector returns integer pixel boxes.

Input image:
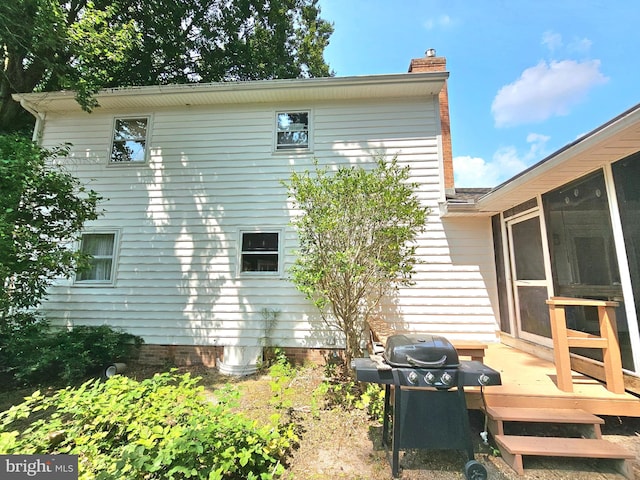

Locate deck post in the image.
[547,299,574,392]
[546,297,624,394]
[599,305,625,394]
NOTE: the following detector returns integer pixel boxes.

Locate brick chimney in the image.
[408,49,454,194]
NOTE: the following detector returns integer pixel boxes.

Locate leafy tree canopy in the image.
[0,135,101,318]
[286,157,429,366]
[0,0,334,132]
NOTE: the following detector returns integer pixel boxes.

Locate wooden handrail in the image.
[546,296,619,308]
[546,296,624,394]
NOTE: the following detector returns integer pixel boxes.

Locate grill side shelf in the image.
[458,360,502,386]
[352,358,394,384]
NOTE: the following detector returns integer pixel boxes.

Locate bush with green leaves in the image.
[267,348,296,410]
[313,360,385,422]
[286,157,429,368]
[0,135,101,315]
[355,383,385,423]
[0,372,297,480]
[0,314,142,387]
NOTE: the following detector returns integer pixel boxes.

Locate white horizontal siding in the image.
[38,94,499,348]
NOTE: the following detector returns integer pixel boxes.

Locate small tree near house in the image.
[285,156,429,369]
[0,135,101,319]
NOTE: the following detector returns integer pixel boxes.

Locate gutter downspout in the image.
[18,97,45,144]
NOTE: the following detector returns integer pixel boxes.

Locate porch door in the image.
[507,212,552,344]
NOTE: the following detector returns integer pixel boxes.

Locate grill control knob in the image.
[407,371,419,385]
[424,372,436,385]
[440,372,453,386]
[478,373,490,386]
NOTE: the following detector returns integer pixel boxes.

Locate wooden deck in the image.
[467,343,640,417]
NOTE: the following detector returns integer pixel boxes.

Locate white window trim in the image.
[237,229,283,277]
[73,229,121,286]
[273,110,312,153]
[108,115,152,166]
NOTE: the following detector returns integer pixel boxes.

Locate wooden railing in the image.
[546,296,624,394]
[366,318,488,363]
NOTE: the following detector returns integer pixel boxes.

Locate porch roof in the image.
[441,102,640,217]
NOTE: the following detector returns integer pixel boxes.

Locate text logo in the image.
[0,455,78,479]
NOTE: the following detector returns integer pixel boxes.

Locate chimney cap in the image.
[426,48,436,57]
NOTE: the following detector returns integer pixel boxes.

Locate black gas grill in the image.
[353,334,501,480]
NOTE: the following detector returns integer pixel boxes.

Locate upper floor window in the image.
[276,111,309,150]
[75,232,118,284]
[240,231,280,273]
[110,117,149,163]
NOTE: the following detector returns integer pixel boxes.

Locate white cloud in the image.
[568,37,592,54]
[542,31,592,55]
[439,14,452,27]
[526,132,550,157]
[453,156,501,188]
[491,59,608,128]
[454,133,551,187]
[542,31,563,52]
[424,14,453,30]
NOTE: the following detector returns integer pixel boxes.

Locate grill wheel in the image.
[464,460,488,480]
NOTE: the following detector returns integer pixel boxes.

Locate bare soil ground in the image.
[2,363,640,479]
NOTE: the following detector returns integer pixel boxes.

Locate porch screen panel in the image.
[543,170,632,370]
[517,286,551,338]
[511,217,550,338]
[612,151,640,371]
[512,217,545,280]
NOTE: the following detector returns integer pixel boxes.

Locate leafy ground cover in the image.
[1,359,639,479]
[0,371,295,480]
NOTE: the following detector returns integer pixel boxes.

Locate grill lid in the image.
[383,334,460,368]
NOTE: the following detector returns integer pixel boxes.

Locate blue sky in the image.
[317,0,640,187]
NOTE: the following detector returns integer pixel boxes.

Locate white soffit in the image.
[13,72,448,115]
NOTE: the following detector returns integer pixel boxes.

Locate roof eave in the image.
[476,101,640,213]
[439,201,496,218]
[12,71,449,115]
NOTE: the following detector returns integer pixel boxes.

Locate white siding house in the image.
[14,54,500,370]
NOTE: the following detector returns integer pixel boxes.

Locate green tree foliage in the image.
[0,1,139,131]
[0,372,296,479]
[0,135,101,317]
[0,0,334,132]
[285,157,429,367]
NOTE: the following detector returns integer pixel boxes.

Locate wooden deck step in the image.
[486,406,604,437]
[494,435,635,460]
[486,405,604,424]
[494,435,635,478]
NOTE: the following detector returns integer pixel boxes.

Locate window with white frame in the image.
[110,117,149,163]
[240,232,280,273]
[75,233,117,283]
[275,111,309,150]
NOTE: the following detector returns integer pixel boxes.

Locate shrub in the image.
[0,372,297,479]
[285,157,428,369]
[0,314,142,386]
[312,359,385,422]
[268,348,296,409]
[355,383,385,423]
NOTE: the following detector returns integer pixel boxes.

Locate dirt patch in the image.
[184,364,640,479]
[2,363,640,479]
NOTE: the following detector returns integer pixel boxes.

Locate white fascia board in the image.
[13,72,448,116]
